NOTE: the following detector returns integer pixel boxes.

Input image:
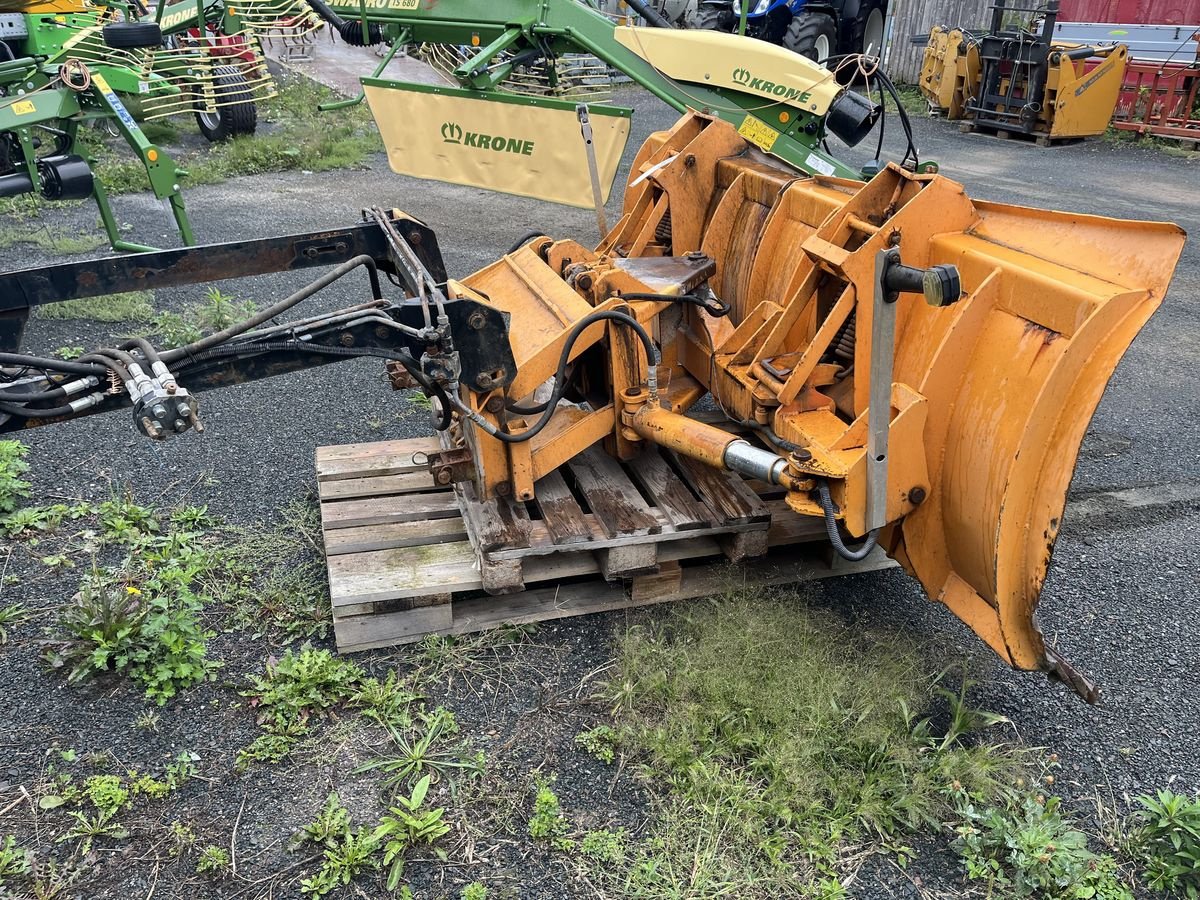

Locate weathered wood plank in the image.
[321,492,461,530]
[316,437,438,481]
[532,471,592,545]
[668,450,771,526]
[329,541,481,607]
[627,449,712,530]
[568,447,661,537]
[319,471,446,501]
[323,517,467,556]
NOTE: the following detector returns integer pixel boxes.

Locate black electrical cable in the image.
[506,231,547,255]
[162,255,381,364]
[741,419,801,453]
[453,309,658,445]
[613,291,731,317]
[816,479,880,561]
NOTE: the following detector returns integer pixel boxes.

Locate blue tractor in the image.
[670,0,887,64]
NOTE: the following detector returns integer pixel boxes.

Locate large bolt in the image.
[434,468,452,485]
[494,480,512,497]
[468,311,487,330]
[484,396,505,414]
[909,486,927,505]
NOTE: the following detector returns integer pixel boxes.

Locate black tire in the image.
[102,21,163,49]
[194,65,257,143]
[783,10,836,64]
[694,2,731,31]
[852,2,886,56]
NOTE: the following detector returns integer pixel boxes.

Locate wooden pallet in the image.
[317,435,896,653]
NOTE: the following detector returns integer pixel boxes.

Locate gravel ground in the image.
[1,82,1198,899]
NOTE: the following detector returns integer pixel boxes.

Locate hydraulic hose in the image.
[0,353,107,377]
[506,231,547,255]
[622,0,674,29]
[451,309,659,445]
[305,0,383,46]
[615,291,731,318]
[162,255,381,364]
[816,479,881,562]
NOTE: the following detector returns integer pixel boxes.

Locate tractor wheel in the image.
[102,22,164,49]
[854,3,886,56]
[694,2,731,31]
[195,65,257,143]
[783,10,836,64]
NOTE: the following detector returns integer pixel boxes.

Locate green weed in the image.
[0,440,31,514]
[195,845,231,876]
[1130,789,1200,896]
[374,774,452,890]
[0,603,29,645]
[0,836,31,888]
[580,828,627,866]
[460,883,488,900]
[575,724,620,764]
[527,777,573,851]
[33,291,155,323]
[353,706,482,796]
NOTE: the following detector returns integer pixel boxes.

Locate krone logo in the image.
[732,67,751,85]
[441,122,462,144]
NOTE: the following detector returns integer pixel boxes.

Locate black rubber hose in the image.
[162,255,381,364]
[0,353,107,377]
[179,340,453,431]
[77,353,131,384]
[615,291,731,318]
[305,0,383,45]
[506,231,547,255]
[452,309,658,445]
[120,337,162,367]
[622,0,673,29]
[0,382,69,402]
[0,398,87,418]
[816,479,880,562]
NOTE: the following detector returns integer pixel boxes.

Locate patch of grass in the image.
[0,223,104,255]
[91,74,381,195]
[148,286,258,349]
[596,589,1025,895]
[33,291,156,323]
[353,706,482,797]
[891,83,930,116]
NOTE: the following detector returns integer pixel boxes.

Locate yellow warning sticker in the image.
[737,115,779,152]
[11,100,35,116]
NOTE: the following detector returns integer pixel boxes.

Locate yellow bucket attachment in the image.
[607,115,1185,693]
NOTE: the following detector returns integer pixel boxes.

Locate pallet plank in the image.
[568,447,661,537]
[626,449,711,530]
[669,450,771,526]
[319,471,447,501]
[329,540,481,608]
[532,471,592,545]
[323,517,467,556]
[321,492,461,530]
[317,438,438,481]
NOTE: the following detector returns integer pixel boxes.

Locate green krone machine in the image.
[0,0,319,250]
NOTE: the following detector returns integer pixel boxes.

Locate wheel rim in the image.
[197,109,220,131]
[863,8,884,56]
[814,33,831,62]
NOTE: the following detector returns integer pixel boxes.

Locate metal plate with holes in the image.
[0,14,29,38]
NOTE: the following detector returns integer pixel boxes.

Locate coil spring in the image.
[654,208,672,249]
[832,310,856,362]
